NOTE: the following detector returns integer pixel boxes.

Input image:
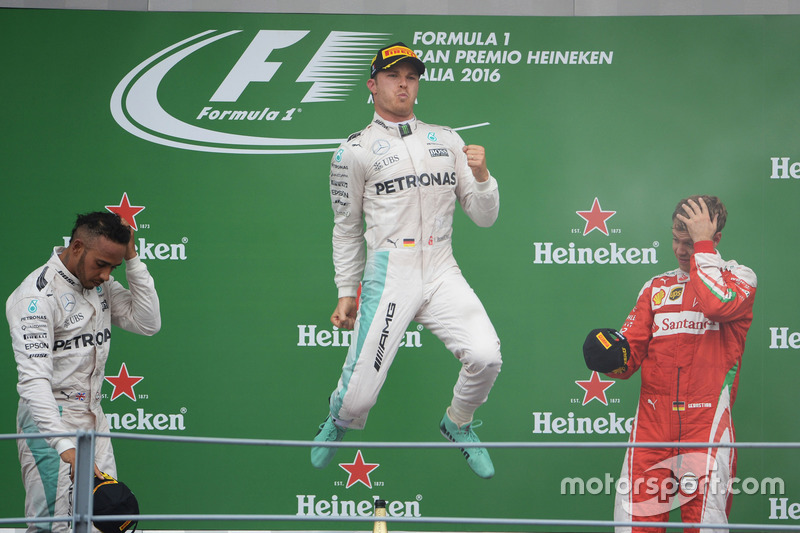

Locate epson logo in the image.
[111,30,391,154]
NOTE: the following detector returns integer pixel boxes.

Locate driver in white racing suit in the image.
[311,43,502,479]
[7,211,160,533]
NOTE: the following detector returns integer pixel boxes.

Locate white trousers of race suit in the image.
[329,246,502,429]
[17,401,116,533]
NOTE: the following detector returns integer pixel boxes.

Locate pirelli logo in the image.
[382,46,417,59]
[596,331,612,349]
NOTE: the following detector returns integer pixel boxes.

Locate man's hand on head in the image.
[675,197,718,243]
[120,218,137,260]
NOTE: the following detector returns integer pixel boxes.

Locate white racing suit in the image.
[7,247,160,533]
[328,113,502,429]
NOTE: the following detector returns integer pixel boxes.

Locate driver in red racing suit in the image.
[609,196,756,533]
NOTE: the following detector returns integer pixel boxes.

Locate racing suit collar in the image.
[372,112,417,138]
[50,246,82,289]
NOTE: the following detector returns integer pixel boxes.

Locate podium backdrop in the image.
[1,9,798,531]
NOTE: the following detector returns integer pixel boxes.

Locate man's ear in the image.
[712,232,722,247]
[70,238,84,254]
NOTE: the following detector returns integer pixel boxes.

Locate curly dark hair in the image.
[71,212,130,246]
[672,195,727,234]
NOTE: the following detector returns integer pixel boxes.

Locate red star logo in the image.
[105,362,143,401]
[575,371,615,406]
[106,192,145,231]
[339,450,380,488]
[576,197,616,236]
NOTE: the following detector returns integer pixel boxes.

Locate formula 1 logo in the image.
[111,30,391,154]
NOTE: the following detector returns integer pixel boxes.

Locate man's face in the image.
[671,225,694,272]
[71,236,127,289]
[367,62,419,122]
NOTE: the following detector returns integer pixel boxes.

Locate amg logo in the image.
[429,148,448,157]
[374,302,396,371]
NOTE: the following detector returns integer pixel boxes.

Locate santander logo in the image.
[652,311,719,337]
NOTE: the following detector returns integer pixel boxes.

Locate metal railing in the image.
[2,431,799,532]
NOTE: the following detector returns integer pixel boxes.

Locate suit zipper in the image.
[676,366,682,464]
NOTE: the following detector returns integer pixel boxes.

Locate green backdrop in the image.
[1,9,798,531]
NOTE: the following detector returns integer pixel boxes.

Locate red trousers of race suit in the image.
[613,404,736,533]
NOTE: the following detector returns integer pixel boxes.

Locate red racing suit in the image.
[611,241,757,533]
